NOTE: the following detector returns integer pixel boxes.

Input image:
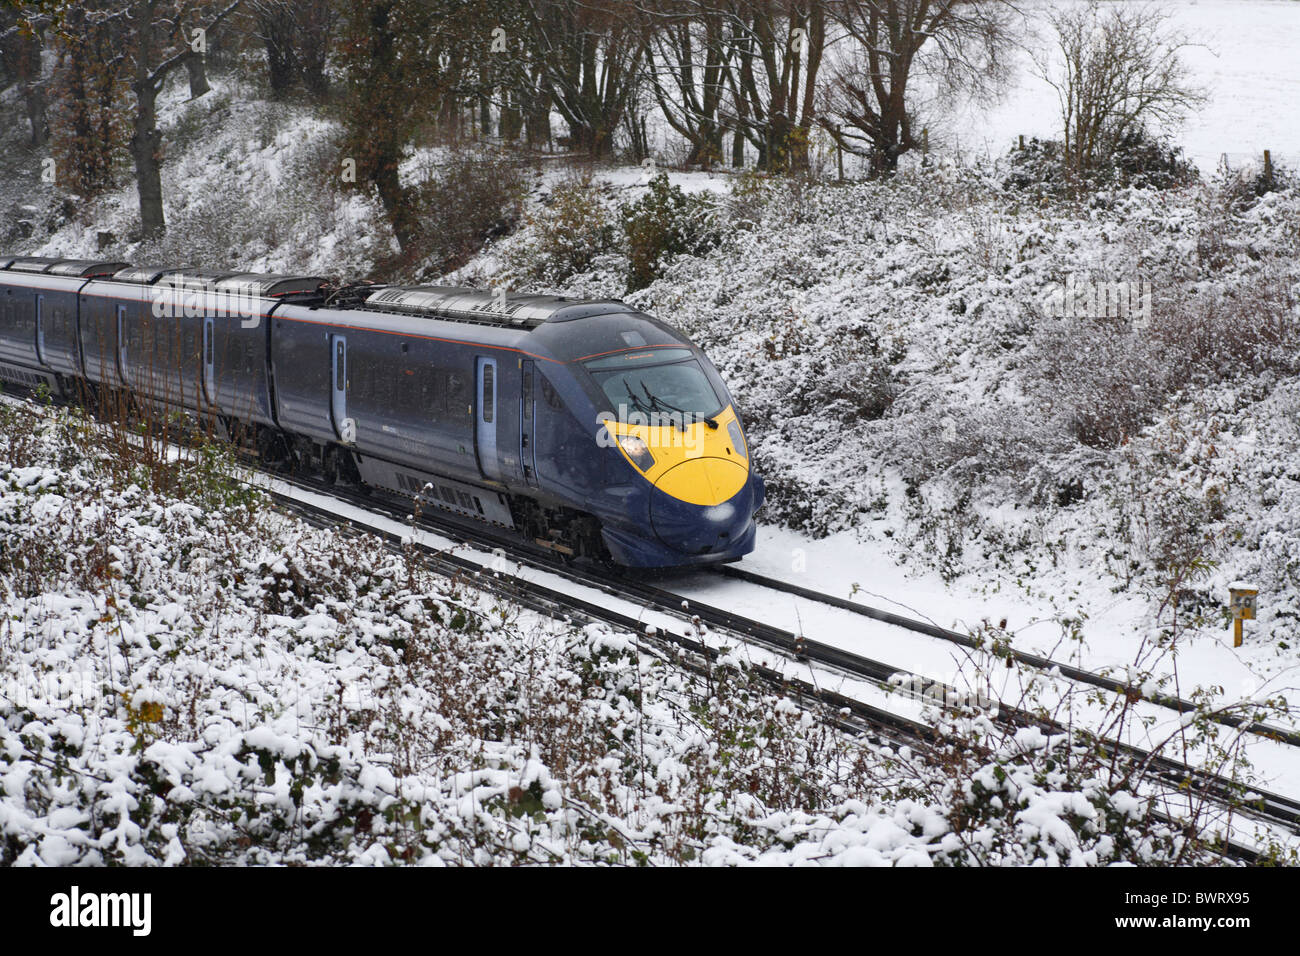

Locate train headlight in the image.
[703,502,736,523]
[727,420,746,459]
[617,434,655,471]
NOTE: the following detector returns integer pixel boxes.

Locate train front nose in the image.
[649,457,758,556]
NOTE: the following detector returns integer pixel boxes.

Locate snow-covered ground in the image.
[7,402,1268,865]
[255,469,1300,813]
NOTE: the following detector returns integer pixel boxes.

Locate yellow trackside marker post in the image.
[1228,584,1258,648]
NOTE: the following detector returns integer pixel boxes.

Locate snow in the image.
[2,404,1279,864]
[4,6,1300,863]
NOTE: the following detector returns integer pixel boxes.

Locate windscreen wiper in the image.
[640,381,719,430]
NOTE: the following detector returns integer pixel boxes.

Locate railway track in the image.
[713,565,1300,749]
[257,471,1300,857]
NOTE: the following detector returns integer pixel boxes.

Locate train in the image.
[0,255,764,568]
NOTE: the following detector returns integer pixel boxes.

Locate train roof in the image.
[0,261,689,361]
[109,265,181,284]
[47,259,132,277]
[3,256,67,273]
[0,256,130,277]
[216,273,329,297]
[109,265,215,283]
[156,269,241,289]
[361,286,630,330]
[101,266,326,297]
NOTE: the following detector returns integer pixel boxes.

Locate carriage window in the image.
[420,369,440,417]
[335,341,345,391]
[446,371,466,411]
[481,365,494,423]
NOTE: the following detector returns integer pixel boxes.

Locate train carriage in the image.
[0,256,763,568]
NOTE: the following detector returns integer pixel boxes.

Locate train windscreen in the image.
[585,350,724,420]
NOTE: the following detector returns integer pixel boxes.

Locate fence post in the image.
[836,124,844,181]
[1264,149,1274,187]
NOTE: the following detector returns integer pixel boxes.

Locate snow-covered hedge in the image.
[0,401,1253,865]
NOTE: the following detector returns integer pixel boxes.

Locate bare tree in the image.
[529,0,645,157]
[822,0,1020,176]
[1034,1,1205,176]
[0,10,52,146]
[246,0,338,99]
[50,2,130,198]
[123,0,244,237]
[640,1,732,167]
[723,0,826,171]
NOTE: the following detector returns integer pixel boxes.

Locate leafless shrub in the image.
[406,150,527,280]
[1034,2,1206,179]
[500,169,621,285]
[1021,263,1299,451]
[1153,271,1300,382]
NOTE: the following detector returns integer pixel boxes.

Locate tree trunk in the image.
[767,112,795,171]
[683,121,723,168]
[263,33,296,97]
[131,84,166,237]
[525,88,551,149]
[567,121,614,158]
[499,91,522,142]
[185,52,211,99]
[370,148,416,253]
[301,54,328,100]
[24,82,48,147]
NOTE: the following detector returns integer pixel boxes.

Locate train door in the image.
[116,305,128,384]
[331,334,354,443]
[519,359,539,488]
[34,295,45,365]
[475,356,500,481]
[202,318,216,404]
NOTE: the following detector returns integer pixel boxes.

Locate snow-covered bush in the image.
[621,172,719,291]
[3,400,1267,865]
[1003,129,1197,199]
[1215,155,1299,215]
[499,171,622,285]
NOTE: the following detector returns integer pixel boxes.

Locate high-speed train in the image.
[0,255,764,567]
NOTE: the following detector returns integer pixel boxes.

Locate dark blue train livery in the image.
[0,255,764,568]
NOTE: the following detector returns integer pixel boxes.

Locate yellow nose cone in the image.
[654,457,749,507]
